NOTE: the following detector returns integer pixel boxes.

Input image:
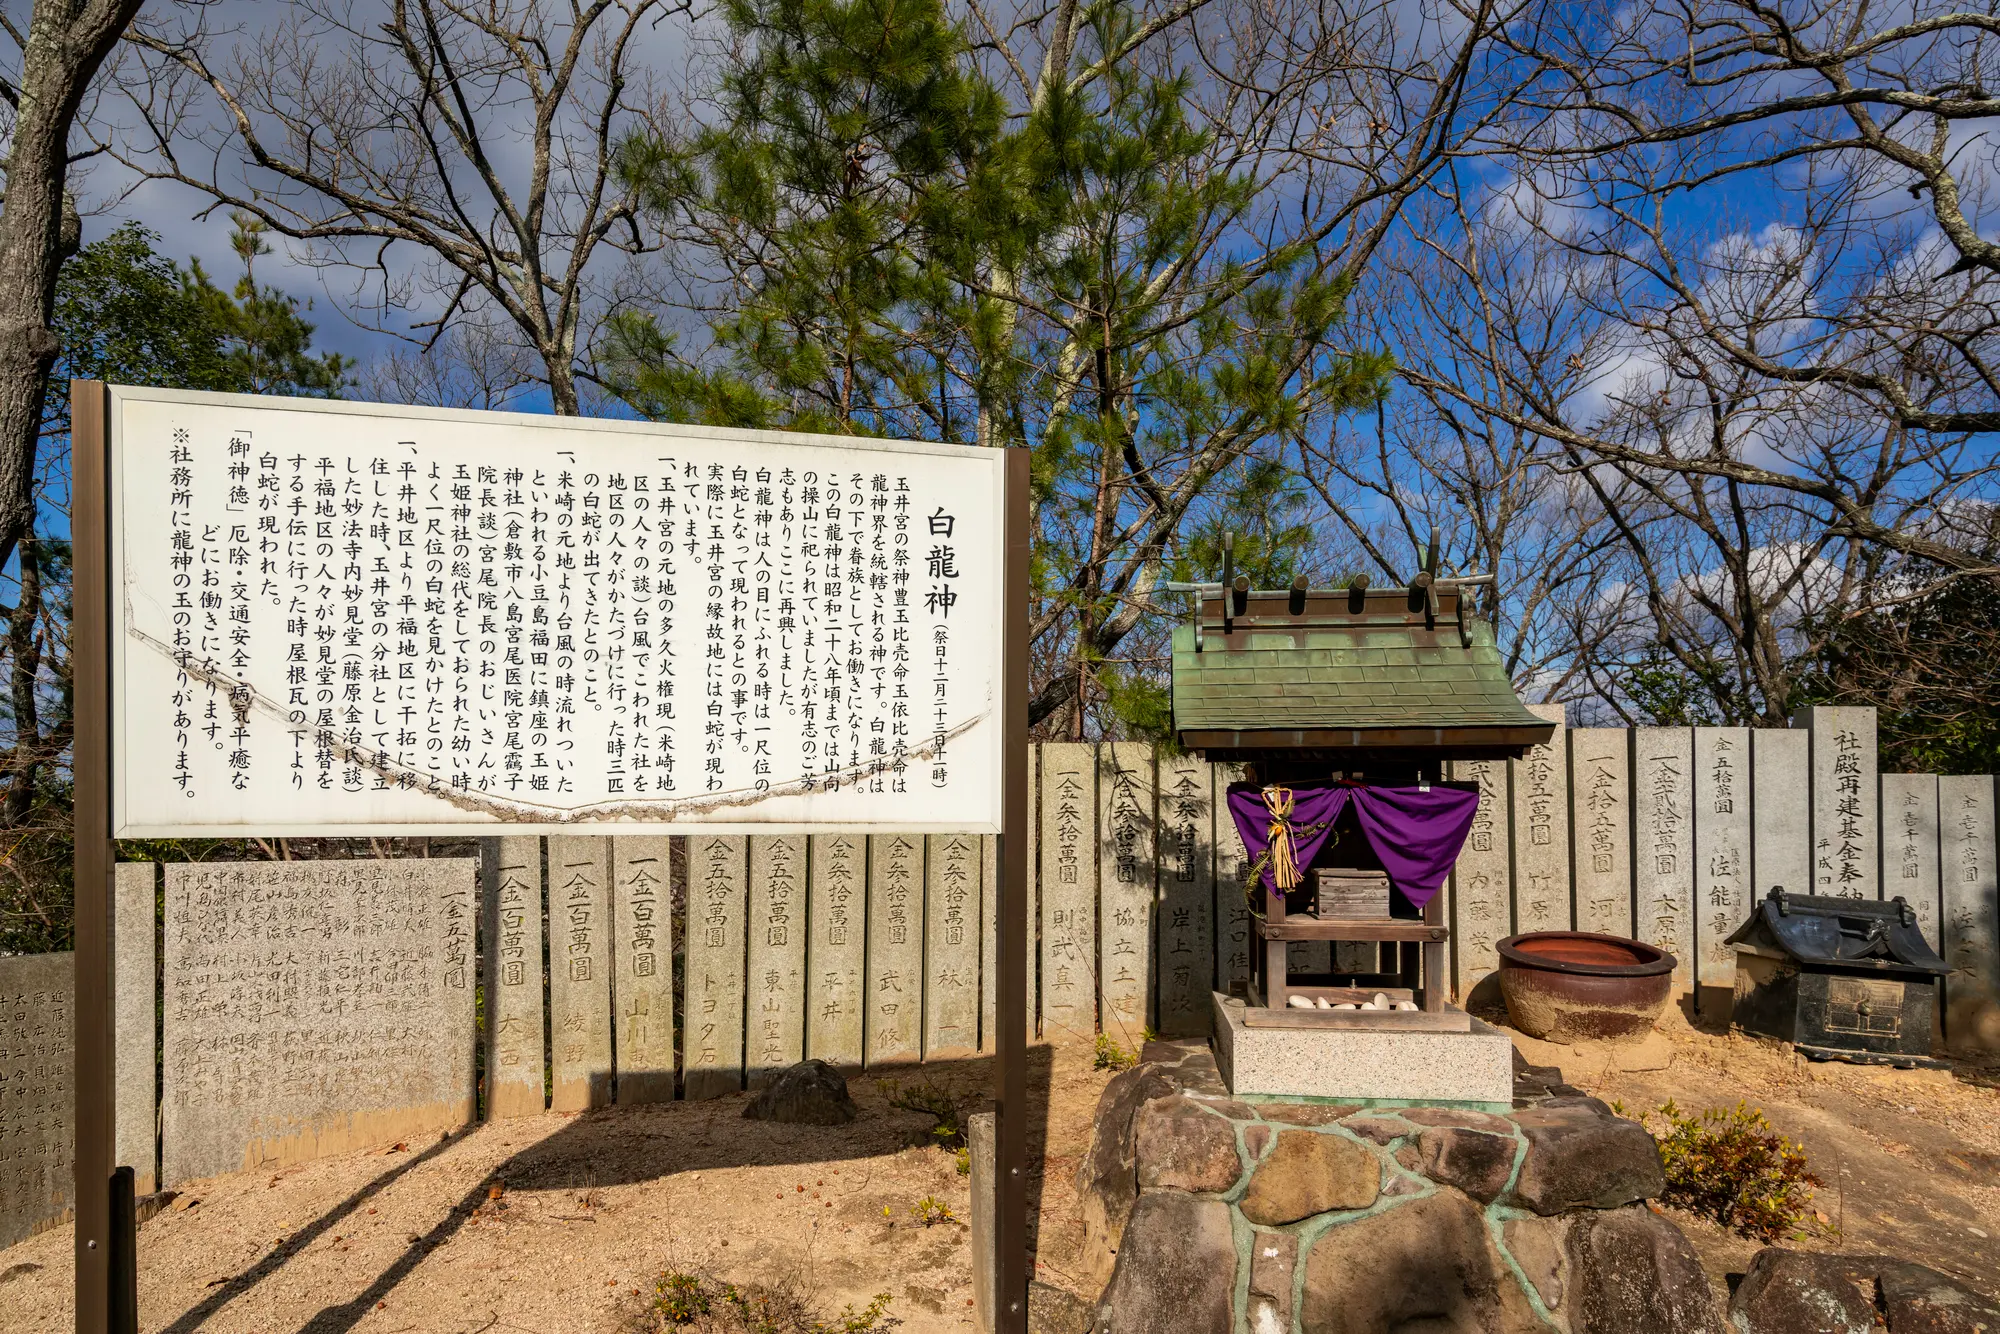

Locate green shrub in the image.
[1637,1100,1821,1241]
[1093,1034,1138,1071]
[910,1195,954,1226]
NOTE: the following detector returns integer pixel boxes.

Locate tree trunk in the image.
[3,536,41,824]
[0,0,144,572]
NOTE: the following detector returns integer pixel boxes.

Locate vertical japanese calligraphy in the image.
[110,388,1004,835]
[0,952,73,1249]
[161,861,476,1184]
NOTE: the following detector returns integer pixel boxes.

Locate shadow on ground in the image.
[151,1047,1053,1334]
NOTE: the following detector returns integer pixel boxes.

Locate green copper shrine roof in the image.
[1170,586,1553,760]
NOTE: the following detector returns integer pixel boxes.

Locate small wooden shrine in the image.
[1170,541,1554,1032]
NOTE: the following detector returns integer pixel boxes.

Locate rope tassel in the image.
[1262,785,1301,891]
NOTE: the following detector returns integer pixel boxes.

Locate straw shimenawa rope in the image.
[1262,785,1302,890]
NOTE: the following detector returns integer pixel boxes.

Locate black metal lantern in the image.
[1726,887,1951,1068]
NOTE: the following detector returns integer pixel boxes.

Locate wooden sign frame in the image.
[69,379,1032,1334]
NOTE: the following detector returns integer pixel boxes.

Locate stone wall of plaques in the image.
[12,710,1997,1214]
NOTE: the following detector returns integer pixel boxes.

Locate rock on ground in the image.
[739,1059,858,1125]
[1565,1204,1725,1334]
[1730,1248,2000,1334]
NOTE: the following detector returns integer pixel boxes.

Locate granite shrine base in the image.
[1212,992,1514,1110]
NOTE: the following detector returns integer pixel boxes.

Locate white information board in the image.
[109,386,1006,836]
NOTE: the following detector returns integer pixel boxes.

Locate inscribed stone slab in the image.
[686,835,749,1099]
[748,835,808,1087]
[162,861,476,1185]
[1693,728,1752,999]
[1512,704,1572,933]
[1633,729,1695,990]
[1881,776,1942,953]
[1155,752,1217,1036]
[1939,776,2000,1049]
[980,832,998,1053]
[1213,762,1253,997]
[1039,743,1098,1042]
[866,834,925,1067]
[1799,706,1879,898]
[613,836,676,1104]
[1751,729,1810,899]
[807,833,866,1067]
[115,861,157,1191]
[1098,743,1155,1045]
[547,837,613,1112]
[1569,729,1633,938]
[483,837,546,1119]
[0,951,72,1249]
[924,833,982,1058]
[1449,758,1511,996]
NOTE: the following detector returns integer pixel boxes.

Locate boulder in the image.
[1417,1126,1517,1204]
[1730,1249,2000,1334]
[1878,1260,2000,1332]
[1510,1100,1665,1215]
[1299,1190,1550,1334]
[1074,1064,1183,1291]
[1565,1205,1724,1334]
[1134,1095,1244,1193]
[1239,1129,1380,1225]
[1091,1193,1236,1334]
[1727,1250,1880,1334]
[740,1059,857,1125]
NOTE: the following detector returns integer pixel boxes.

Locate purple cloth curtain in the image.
[1224,781,1480,910]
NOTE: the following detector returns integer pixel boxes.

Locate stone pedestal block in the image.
[1212,993,1512,1109]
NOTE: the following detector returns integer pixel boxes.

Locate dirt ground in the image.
[3,1017,1997,1333]
[0,1045,1118,1334]
[1555,1002,2000,1309]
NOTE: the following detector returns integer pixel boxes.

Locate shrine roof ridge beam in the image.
[1180,724,1552,753]
[1162,574,1494,598]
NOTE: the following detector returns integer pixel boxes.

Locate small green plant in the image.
[910,1195,955,1226]
[1094,1033,1138,1070]
[644,1271,896,1332]
[953,1146,971,1176]
[653,1272,712,1323]
[878,1078,967,1150]
[1639,1100,1822,1241]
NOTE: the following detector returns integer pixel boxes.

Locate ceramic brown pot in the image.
[1497,931,1676,1042]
